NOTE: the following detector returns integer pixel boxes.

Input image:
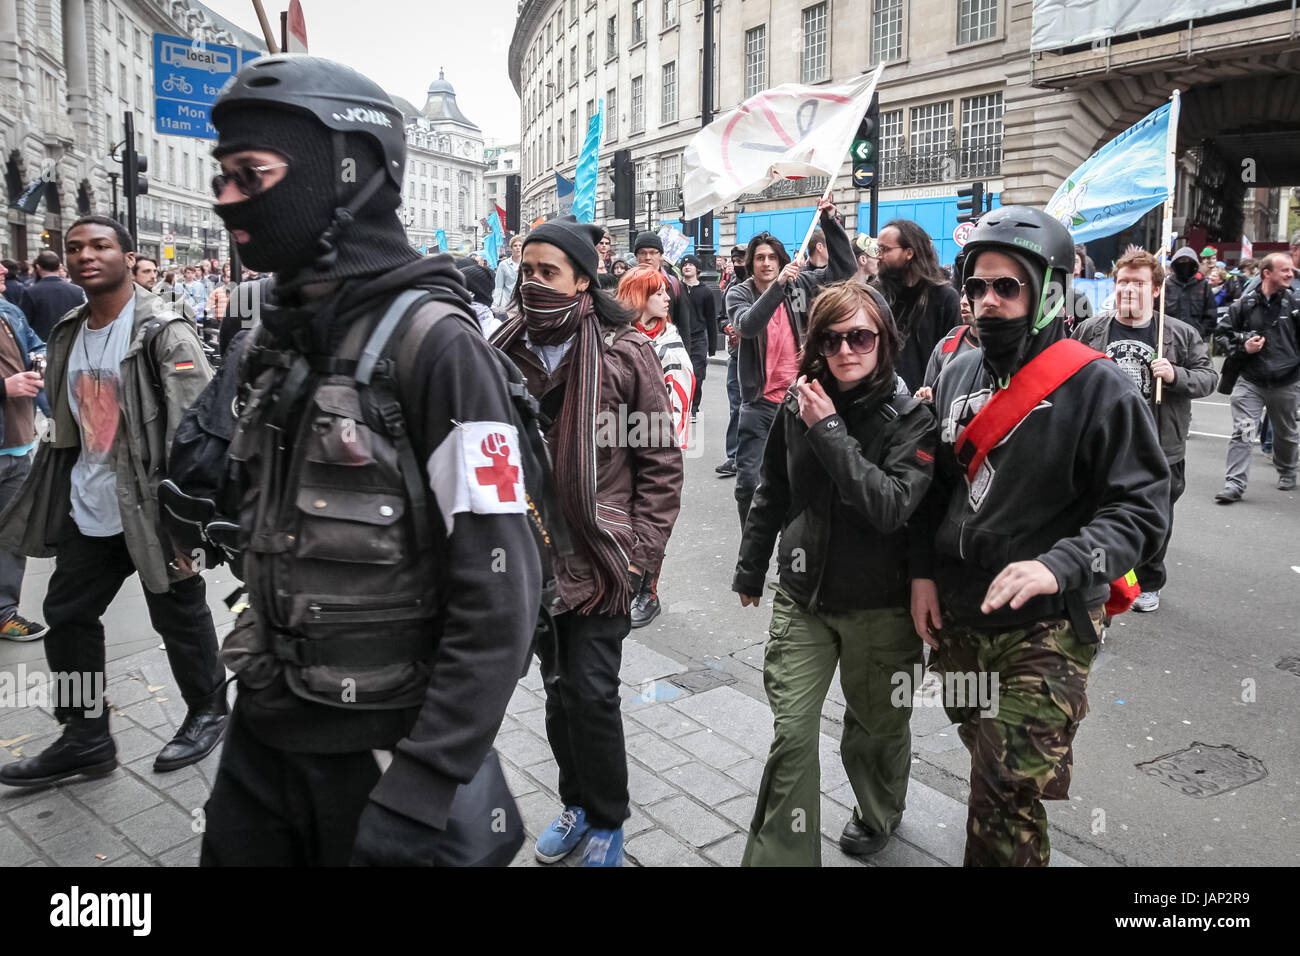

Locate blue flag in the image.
[555,172,575,217]
[573,99,604,223]
[1046,101,1176,245]
[484,210,504,268]
[436,229,448,253]
[418,243,428,254]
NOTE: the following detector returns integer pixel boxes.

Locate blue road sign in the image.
[153,32,259,140]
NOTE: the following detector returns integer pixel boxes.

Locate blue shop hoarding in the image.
[153,33,260,140]
[734,192,1001,266]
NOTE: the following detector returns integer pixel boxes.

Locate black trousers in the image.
[43,529,223,720]
[200,702,381,866]
[536,609,631,830]
[1136,458,1187,592]
[735,398,779,526]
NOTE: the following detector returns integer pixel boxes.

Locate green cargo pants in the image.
[934,611,1101,867]
[742,587,923,867]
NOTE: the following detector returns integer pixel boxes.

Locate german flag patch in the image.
[174,361,195,371]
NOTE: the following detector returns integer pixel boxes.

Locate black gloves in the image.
[349,801,444,867]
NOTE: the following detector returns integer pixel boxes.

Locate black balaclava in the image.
[1172,258,1197,281]
[212,106,418,294]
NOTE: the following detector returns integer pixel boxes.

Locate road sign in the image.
[163,245,175,260]
[953,222,975,247]
[163,232,174,243]
[851,138,873,163]
[852,164,875,188]
[153,33,259,140]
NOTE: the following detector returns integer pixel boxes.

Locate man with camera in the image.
[1214,252,1300,501]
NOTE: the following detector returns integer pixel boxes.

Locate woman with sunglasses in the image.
[734,280,936,867]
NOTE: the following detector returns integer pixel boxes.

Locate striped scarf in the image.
[497,285,632,615]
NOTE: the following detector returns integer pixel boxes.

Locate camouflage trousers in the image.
[933,611,1101,867]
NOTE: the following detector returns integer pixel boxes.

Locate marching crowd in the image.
[0,54,1298,869]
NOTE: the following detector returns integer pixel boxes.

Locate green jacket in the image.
[0,284,212,592]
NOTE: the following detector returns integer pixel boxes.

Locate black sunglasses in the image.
[816,327,878,357]
[963,275,1027,300]
[211,162,289,199]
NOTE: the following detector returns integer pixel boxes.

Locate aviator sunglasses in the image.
[816,327,878,357]
[963,275,1027,300]
[211,162,289,199]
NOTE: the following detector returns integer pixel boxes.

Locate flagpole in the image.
[794,178,836,264]
[1154,89,1180,407]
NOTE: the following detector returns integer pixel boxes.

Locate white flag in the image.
[683,65,883,221]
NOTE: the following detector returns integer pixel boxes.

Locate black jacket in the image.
[18,275,86,340]
[726,212,856,404]
[1164,250,1218,337]
[912,326,1170,631]
[1214,285,1300,389]
[683,281,716,356]
[882,279,961,392]
[735,377,935,612]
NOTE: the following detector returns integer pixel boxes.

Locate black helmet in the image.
[960,205,1075,281]
[213,55,405,190]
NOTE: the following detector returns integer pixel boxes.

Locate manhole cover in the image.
[671,669,738,693]
[1136,742,1267,798]
[1276,657,1300,677]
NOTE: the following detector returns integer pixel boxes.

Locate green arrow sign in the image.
[852,139,875,163]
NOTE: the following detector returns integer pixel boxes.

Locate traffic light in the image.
[956,181,985,224]
[121,112,148,246]
[505,174,521,232]
[612,149,635,221]
[852,93,879,188]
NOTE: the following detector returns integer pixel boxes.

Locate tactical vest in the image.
[227,291,453,710]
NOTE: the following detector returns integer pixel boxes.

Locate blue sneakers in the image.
[580,827,624,867]
[535,806,589,863]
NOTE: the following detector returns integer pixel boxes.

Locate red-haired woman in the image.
[616,264,696,627]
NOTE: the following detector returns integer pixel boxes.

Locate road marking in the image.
[1192,399,1230,407]
[1190,430,1232,439]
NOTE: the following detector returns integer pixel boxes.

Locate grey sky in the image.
[199,0,521,145]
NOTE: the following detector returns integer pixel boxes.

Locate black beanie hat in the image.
[453,257,494,307]
[633,230,663,253]
[523,221,603,286]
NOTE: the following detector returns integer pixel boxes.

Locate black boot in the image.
[630,573,661,629]
[154,683,229,773]
[0,709,117,788]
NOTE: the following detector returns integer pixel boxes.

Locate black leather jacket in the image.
[734,376,935,612]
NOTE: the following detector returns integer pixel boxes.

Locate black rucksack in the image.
[159,288,568,586]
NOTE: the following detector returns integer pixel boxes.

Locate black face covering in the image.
[1172,259,1197,281]
[214,178,334,275]
[977,313,1032,386]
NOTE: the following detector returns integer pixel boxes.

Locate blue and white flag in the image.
[1046,99,1178,245]
[573,99,604,223]
[484,209,504,266]
[555,172,575,217]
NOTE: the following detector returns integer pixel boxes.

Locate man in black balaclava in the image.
[909,205,1169,867]
[1164,245,1217,337]
[199,56,539,868]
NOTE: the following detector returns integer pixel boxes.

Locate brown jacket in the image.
[501,324,684,613]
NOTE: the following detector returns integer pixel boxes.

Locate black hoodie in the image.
[232,254,541,832]
[911,306,1170,630]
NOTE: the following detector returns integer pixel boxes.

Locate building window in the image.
[135,74,143,106]
[960,92,1003,176]
[661,62,677,124]
[801,4,829,83]
[630,75,644,133]
[119,62,127,92]
[568,45,577,84]
[660,153,681,190]
[632,0,645,44]
[910,101,954,182]
[167,145,175,184]
[556,59,564,93]
[957,0,998,45]
[663,0,677,28]
[570,110,578,157]
[607,87,617,141]
[880,109,903,161]
[744,26,766,99]
[117,12,125,37]
[134,28,142,56]
[871,0,903,63]
[570,0,578,23]
[606,15,617,58]
[586,98,595,127]
[586,32,595,72]
[546,128,552,171]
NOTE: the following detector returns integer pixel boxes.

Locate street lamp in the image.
[643,163,658,234]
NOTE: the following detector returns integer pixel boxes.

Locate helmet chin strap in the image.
[311,130,389,272]
[1031,266,1062,334]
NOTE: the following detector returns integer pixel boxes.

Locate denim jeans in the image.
[725,354,741,461]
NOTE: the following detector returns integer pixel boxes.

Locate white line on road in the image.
[1190,430,1232,439]
[1192,399,1230,407]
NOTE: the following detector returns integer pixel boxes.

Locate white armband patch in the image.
[427,421,528,534]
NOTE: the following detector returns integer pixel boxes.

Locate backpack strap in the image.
[941,324,969,354]
[355,291,462,552]
[955,339,1103,483]
[139,314,191,407]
